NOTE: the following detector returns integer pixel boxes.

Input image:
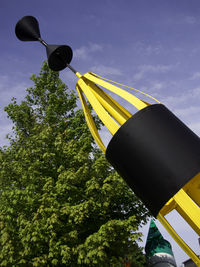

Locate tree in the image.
[0,62,149,266]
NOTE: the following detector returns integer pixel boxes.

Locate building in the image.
[182,258,197,267]
[145,220,177,266]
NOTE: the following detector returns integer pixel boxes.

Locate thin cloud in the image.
[0,78,29,106]
[74,43,103,60]
[164,94,189,107]
[90,65,123,77]
[175,106,200,118]
[162,86,200,108]
[167,15,198,26]
[184,16,197,25]
[145,45,162,55]
[149,81,165,91]
[133,64,173,81]
[132,42,163,56]
[192,87,200,97]
[190,72,200,80]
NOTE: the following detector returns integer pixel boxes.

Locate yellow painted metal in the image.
[76,84,106,153]
[158,185,200,265]
[183,172,200,207]
[101,90,132,119]
[75,72,82,78]
[157,213,200,266]
[77,76,119,136]
[84,72,148,110]
[158,198,176,217]
[86,80,130,125]
[74,70,200,264]
[90,72,161,105]
[174,189,200,236]
[74,71,158,152]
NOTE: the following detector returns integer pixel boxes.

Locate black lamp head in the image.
[46,44,73,72]
[15,16,41,41]
[15,16,73,71]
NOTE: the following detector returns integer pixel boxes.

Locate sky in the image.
[0,0,200,265]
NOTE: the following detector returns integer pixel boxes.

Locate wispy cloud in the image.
[132,42,163,56]
[74,43,103,60]
[90,64,123,77]
[164,94,188,107]
[150,81,166,91]
[0,79,30,112]
[0,78,29,106]
[167,15,199,26]
[163,87,200,108]
[175,106,200,118]
[161,86,200,136]
[184,16,197,25]
[190,72,200,80]
[133,64,173,81]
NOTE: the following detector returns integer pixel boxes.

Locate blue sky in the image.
[1,0,200,265]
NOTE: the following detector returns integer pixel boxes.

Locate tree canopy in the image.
[0,62,149,266]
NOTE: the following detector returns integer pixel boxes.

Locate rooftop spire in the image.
[145,220,174,259]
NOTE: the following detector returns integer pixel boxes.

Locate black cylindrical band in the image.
[106,104,200,217]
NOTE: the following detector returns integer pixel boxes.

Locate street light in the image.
[15,16,200,266]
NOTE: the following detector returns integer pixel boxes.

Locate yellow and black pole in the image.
[15,16,200,266]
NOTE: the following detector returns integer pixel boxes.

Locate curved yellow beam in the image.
[77,76,119,136]
[91,72,161,104]
[84,72,148,110]
[75,72,158,153]
[76,84,106,153]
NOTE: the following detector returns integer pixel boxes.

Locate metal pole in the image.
[67,64,78,74]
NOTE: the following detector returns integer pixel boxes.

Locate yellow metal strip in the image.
[90,72,161,104]
[86,80,130,125]
[76,85,106,153]
[183,172,200,208]
[157,213,200,266]
[102,90,132,119]
[159,197,176,217]
[75,72,82,78]
[77,77,119,136]
[173,189,200,236]
[83,72,148,110]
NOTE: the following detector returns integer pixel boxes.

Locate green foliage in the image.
[0,62,149,266]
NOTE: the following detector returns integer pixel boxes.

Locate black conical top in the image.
[15,16,41,41]
[46,45,73,71]
[15,16,73,71]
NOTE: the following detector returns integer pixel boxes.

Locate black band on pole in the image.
[106,104,200,217]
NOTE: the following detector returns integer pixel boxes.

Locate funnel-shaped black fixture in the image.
[15,16,41,41]
[15,16,73,71]
[46,45,73,71]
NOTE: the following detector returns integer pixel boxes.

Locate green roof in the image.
[145,220,174,259]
